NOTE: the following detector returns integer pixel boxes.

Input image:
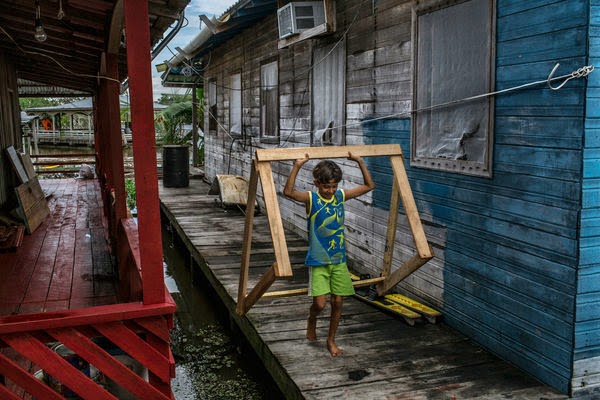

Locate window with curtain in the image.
[207,79,217,132]
[412,0,495,177]
[260,60,279,142]
[230,73,242,135]
[312,39,345,146]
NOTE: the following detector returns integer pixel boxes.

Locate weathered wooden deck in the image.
[0,178,117,317]
[0,178,119,398]
[159,178,572,400]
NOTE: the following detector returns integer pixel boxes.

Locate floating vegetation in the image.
[171,321,267,400]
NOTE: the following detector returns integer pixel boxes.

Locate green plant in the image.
[125,178,136,211]
[155,101,193,145]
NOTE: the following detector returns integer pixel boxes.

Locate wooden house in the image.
[164,0,600,397]
[0,0,189,398]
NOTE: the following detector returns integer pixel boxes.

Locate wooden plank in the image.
[240,264,276,315]
[93,321,171,382]
[256,162,292,277]
[263,276,386,298]
[377,253,431,295]
[49,327,169,400]
[1,332,117,400]
[19,154,37,180]
[389,155,433,259]
[381,178,400,277]
[15,177,50,234]
[255,144,402,162]
[0,351,64,400]
[5,146,29,183]
[134,316,171,343]
[0,302,176,335]
[237,161,259,314]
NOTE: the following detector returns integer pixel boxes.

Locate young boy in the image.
[283,152,375,356]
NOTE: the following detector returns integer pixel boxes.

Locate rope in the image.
[340,63,595,130]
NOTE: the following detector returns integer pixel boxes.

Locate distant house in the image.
[164,0,600,396]
[23,97,168,147]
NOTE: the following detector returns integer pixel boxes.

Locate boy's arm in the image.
[283,154,310,204]
[344,152,376,201]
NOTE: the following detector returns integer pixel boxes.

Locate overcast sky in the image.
[150,0,237,100]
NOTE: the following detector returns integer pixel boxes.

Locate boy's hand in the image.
[348,152,362,163]
[295,153,310,168]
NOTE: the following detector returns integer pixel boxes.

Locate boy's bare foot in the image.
[327,339,343,357]
[306,316,317,341]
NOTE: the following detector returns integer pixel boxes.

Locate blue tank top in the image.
[305,189,346,266]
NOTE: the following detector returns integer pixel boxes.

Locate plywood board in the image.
[15,177,50,234]
[19,154,37,180]
[5,146,28,184]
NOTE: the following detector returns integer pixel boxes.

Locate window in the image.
[312,39,345,146]
[230,73,242,135]
[260,60,279,142]
[207,79,217,132]
[412,0,495,177]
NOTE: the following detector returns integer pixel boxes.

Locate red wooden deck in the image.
[0,179,118,317]
[0,178,175,400]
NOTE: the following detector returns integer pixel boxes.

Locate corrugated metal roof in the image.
[1,0,190,96]
[161,0,276,86]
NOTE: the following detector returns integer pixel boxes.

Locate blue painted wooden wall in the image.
[363,0,597,394]
[575,0,600,394]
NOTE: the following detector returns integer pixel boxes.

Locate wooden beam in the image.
[381,178,400,278]
[257,162,292,277]
[123,0,165,305]
[262,276,386,299]
[376,252,433,295]
[389,155,433,259]
[236,161,259,314]
[255,144,402,162]
[238,264,277,315]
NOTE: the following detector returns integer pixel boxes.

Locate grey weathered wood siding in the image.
[201,0,598,395]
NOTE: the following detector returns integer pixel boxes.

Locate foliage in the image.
[157,93,192,105]
[125,178,136,211]
[155,101,193,145]
[19,97,85,110]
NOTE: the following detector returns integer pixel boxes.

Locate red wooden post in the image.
[123,0,165,305]
[104,52,127,221]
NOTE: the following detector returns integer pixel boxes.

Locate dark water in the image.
[162,221,284,400]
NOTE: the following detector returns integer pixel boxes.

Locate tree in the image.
[157,93,192,105]
[155,101,193,145]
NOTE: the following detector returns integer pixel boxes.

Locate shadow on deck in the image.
[159,178,570,400]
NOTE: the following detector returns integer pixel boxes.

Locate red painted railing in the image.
[0,303,175,399]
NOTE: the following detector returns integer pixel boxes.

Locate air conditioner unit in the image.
[277,1,326,39]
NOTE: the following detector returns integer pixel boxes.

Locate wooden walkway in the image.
[159,179,569,400]
[0,178,117,316]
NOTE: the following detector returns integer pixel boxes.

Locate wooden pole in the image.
[256,161,292,277]
[389,155,433,259]
[123,0,165,305]
[192,81,198,167]
[236,161,259,314]
[239,264,276,315]
[104,52,127,221]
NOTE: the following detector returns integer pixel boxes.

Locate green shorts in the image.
[308,262,355,297]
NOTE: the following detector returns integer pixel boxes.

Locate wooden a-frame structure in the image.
[236,145,434,315]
